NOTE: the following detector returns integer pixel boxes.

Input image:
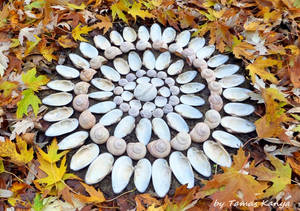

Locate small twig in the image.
[105,189,136,202]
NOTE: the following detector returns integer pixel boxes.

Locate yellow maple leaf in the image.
[92,15,113,34]
[128,2,154,21]
[67,2,86,10]
[16,89,41,118]
[0,81,18,97]
[39,38,57,62]
[22,67,49,91]
[72,24,93,42]
[232,36,255,59]
[75,182,105,204]
[111,0,129,24]
[58,35,78,48]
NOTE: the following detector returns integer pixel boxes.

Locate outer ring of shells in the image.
[42,23,256,197]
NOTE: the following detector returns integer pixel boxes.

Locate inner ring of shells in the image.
[42,23,256,197]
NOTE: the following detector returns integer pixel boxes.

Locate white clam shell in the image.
[100,65,121,82]
[176,71,197,84]
[203,140,232,167]
[166,112,189,132]
[175,104,203,119]
[99,109,123,126]
[128,51,142,71]
[212,130,243,148]
[218,74,245,88]
[134,159,152,193]
[150,23,162,42]
[56,65,79,79]
[188,37,205,52]
[214,64,240,78]
[180,95,205,106]
[136,118,152,145]
[158,87,171,97]
[114,116,135,138]
[221,116,256,133]
[169,151,194,188]
[207,54,229,68]
[120,41,136,53]
[58,131,88,150]
[152,118,171,141]
[45,118,78,137]
[123,27,137,42]
[162,27,176,44]
[152,159,171,197]
[167,59,184,75]
[79,42,98,58]
[224,103,255,116]
[89,101,116,114]
[175,30,190,47]
[69,53,90,69]
[47,80,74,92]
[42,92,72,106]
[113,58,130,75]
[223,87,252,101]
[112,156,134,194]
[138,26,150,41]
[136,40,151,51]
[91,78,115,91]
[110,31,124,46]
[136,76,150,84]
[104,46,122,59]
[88,91,113,100]
[134,83,157,102]
[155,51,171,70]
[187,147,211,177]
[70,143,99,171]
[94,35,111,50]
[121,91,133,101]
[85,153,114,185]
[143,50,156,70]
[180,82,205,94]
[44,107,73,122]
[196,45,215,59]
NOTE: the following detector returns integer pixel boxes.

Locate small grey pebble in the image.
[120,103,130,112]
[163,104,173,114]
[140,109,152,118]
[128,107,139,117]
[119,79,128,86]
[157,71,167,79]
[152,108,164,118]
[129,99,142,110]
[165,77,175,87]
[113,96,123,105]
[143,102,156,111]
[136,69,146,77]
[126,73,137,82]
[169,95,180,106]
[170,86,180,95]
[113,86,124,95]
[146,69,157,77]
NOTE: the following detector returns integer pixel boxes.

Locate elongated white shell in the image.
[196,45,215,59]
[58,131,88,150]
[45,118,78,137]
[155,52,171,70]
[188,37,205,52]
[187,147,211,177]
[174,104,203,119]
[91,78,115,91]
[138,26,150,41]
[112,156,134,194]
[214,64,240,78]
[134,159,152,193]
[47,80,74,92]
[128,51,142,71]
[180,95,205,106]
[123,27,137,42]
[152,118,171,141]
[89,101,116,114]
[114,116,135,138]
[110,31,124,46]
[42,92,73,106]
[224,103,255,116]
[176,71,197,84]
[99,109,123,126]
[152,159,171,197]
[143,50,156,70]
[56,65,79,79]
[113,58,130,75]
[70,143,99,171]
[175,30,190,47]
[169,151,194,188]
[136,118,152,145]
[43,107,73,122]
[223,87,252,102]
[218,74,245,88]
[69,53,90,69]
[221,116,256,133]
[94,35,111,50]
[162,27,176,44]
[180,82,205,94]
[207,54,229,68]
[212,130,243,148]
[150,23,162,42]
[166,112,189,132]
[167,59,184,75]
[88,91,113,100]
[203,140,232,167]
[85,153,114,184]
[79,42,98,58]
[101,65,121,82]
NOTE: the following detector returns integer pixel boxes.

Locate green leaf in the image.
[0,160,5,173]
[22,67,49,91]
[294,0,300,8]
[33,194,45,211]
[16,89,41,118]
[24,0,45,10]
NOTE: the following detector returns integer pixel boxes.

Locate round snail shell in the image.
[79,110,96,129]
[104,46,122,60]
[200,69,215,83]
[204,109,221,129]
[189,122,210,143]
[106,136,127,156]
[72,94,89,112]
[80,68,97,82]
[147,139,171,158]
[90,55,107,69]
[208,81,222,95]
[90,123,109,144]
[208,94,223,111]
[74,82,90,95]
[126,142,147,160]
[193,58,207,70]
[120,41,135,53]
[170,132,191,151]
[152,40,168,51]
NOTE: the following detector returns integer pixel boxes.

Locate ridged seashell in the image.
[85,153,114,185]
[169,151,194,188]
[136,69,146,77]
[190,122,210,143]
[104,46,122,60]
[56,65,80,79]
[43,107,73,122]
[152,108,164,118]
[174,104,203,119]
[79,42,98,58]
[154,96,167,107]
[88,91,113,100]
[128,51,142,71]
[212,130,243,148]
[134,159,151,193]
[196,45,215,59]
[80,68,97,82]
[42,92,73,106]
[151,78,163,87]
[120,103,130,112]
[69,53,90,69]
[170,85,179,95]
[201,68,216,83]
[124,82,136,90]
[152,40,168,51]
[129,99,142,110]
[106,136,127,156]
[138,26,150,41]
[180,95,205,106]
[204,109,221,129]
[47,80,74,92]
[187,147,211,177]
[224,103,255,117]
[127,142,147,160]
[169,43,183,54]
[58,131,88,150]
[143,50,156,70]
[147,139,171,158]
[134,83,157,102]
[208,94,223,111]
[120,41,135,53]
[90,123,109,144]
[155,51,171,70]
[100,65,121,82]
[152,159,171,197]
[45,118,78,137]
[114,116,135,138]
[89,101,116,114]
[70,143,99,171]
[167,59,184,75]
[91,78,115,91]
[162,27,176,43]
[165,77,175,86]
[214,64,240,78]
[112,156,134,194]
[170,132,191,151]
[175,30,190,48]
[180,82,205,94]
[90,55,107,69]
[110,31,124,46]
[136,40,151,51]
[152,118,171,141]
[73,94,89,112]
[126,73,137,82]
[114,96,123,105]
[208,81,222,95]
[207,54,229,68]
[221,116,256,133]
[113,58,130,75]
[166,112,189,132]
[129,107,139,117]
[143,102,156,111]
[189,37,205,52]
[158,86,170,98]
[121,91,133,101]
[223,87,252,102]
[203,140,232,167]
[136,118,152,145]
[99,109,123,126]
[123,27,137,42]
[163,103,173,114]
[79,110,96,129]
[150,23,162,42]
[176,71,197,84]
[94,35,111,50]
[74,81,90,95]
[136,76,150,84]
[169,95,180,106]
[218,74,245,88]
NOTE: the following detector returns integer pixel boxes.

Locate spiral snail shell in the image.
[204,109,221,129]
[90,55,107,69]
[79,110,96,129]
[200,68,216,83]
[147,139,171,158]
[90,123,109,144]
[104,46,122,60]
[170,132,191,151]
[208,81,222,95]
[106,136,127,156]
[126,142,147,160]
[80,68,97,82]
[189,122,210,143]
[72,94,89,112]
[74,82,90,95]
[152,40,168,51]
[208,94,223,111]
[136,40,151,51]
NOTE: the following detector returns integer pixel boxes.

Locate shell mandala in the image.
[43,23,256,197]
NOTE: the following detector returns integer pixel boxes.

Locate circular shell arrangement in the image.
[43,24,256,197]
